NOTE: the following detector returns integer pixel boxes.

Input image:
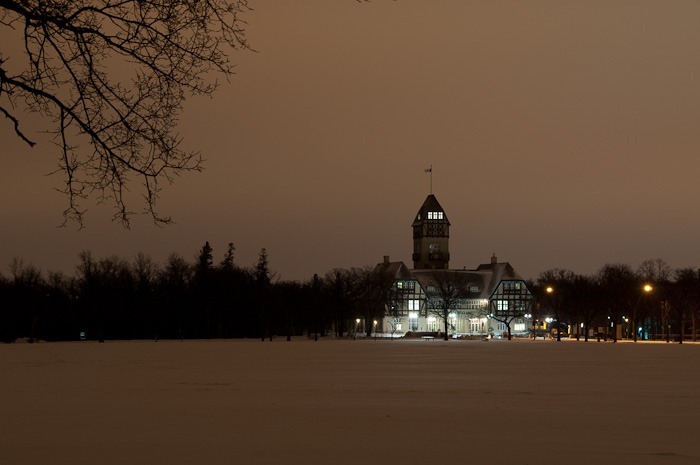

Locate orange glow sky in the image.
[2,1,700,281]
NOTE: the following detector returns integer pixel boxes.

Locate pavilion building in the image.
[376,194,534,338]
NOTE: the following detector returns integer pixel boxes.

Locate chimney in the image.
[491,253,497,265]
[383,255,390,264]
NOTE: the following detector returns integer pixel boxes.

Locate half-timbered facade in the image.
[376,194,534,338]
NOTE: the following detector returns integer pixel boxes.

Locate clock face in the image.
[429,243,440,253]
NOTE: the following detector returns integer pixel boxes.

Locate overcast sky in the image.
[2,1,700,281]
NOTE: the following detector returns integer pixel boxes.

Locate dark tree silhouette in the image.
[567,274,600,342]
[220,243,236,272]
[8,258,46,342]
[157,252,192,340]
[537,269,576,341]
[425,271,469,341]
[351,266,394,338]
[597,263,638,343]
[666,268,699,344]
[0,0,250,225]
[132,253,159,340]
[637,258,671,341]
[305,273,325,341]
[324,268,355,338]
[254,248,273,340]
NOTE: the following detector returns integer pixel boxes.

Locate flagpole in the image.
[425,165,433,194]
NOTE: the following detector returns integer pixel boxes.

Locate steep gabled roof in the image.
[374,258,529,301]
[475,261,522,294]
[373,260,414,281]
[411,194,451,227]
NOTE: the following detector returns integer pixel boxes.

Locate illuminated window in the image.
[408,312,419,331]
[427,211,444,220]
[408,300,420,311]
[469,318,480,333]
[503,281,522,293]
[427,316,438,332]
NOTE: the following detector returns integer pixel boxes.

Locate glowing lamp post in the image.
[545,286,561,341]
[633,284,653,342]
[355,318,360,340]
[373,320,378,340]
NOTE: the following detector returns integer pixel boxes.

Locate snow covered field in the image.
[1,338,699,465]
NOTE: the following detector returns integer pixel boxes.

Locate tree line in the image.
[2,249,699,344]
[0,242,392,343]
[531,259,700,344]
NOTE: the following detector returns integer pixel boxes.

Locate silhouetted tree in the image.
[157,253,192,340]
[133,253,159,340]
[567,274,600,342]
[271,281,304,341]
[324,268,355,338]
[666,268,699,344]
[1,0,251,225]
[8,258,47,342]
[538,269,576,341]
[635,258,670,340]
[425,271,469,341]
[220,243,236,272]
[255,248,273,340]
[75,252,134,341]
[193,241,216,338]
[352,265,394,338]
[305,274,325,341]
[43,271,78,341]
[597,263,638,343]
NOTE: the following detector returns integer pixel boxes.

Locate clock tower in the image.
[412,194,450,269]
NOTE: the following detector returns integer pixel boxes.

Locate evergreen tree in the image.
[220,243,236,271]
[197,241,214,275]
[255,248,273,340]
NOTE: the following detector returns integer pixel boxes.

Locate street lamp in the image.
[355,318,360,340]
[545,286,561,341]
[633,284,653,342]
[373,320,378,340]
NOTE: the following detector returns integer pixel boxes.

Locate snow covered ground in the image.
[1,338,698,465]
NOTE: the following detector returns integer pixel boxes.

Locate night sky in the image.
[2,1,700,281]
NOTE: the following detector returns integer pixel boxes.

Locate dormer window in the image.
[427,211,444,220]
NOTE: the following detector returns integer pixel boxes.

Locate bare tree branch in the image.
[0,0,250,226]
